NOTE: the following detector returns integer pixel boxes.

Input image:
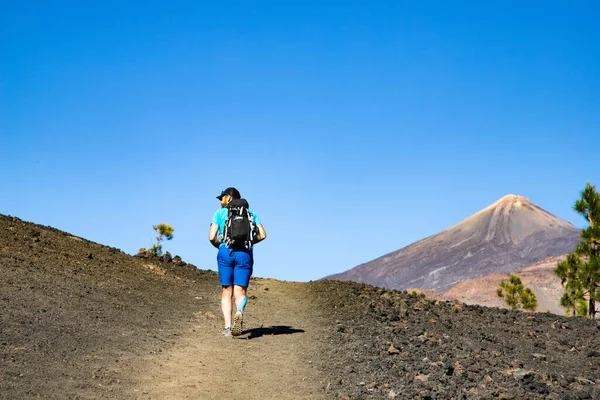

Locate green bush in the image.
[497,274,537,311]
[149,223,174,256]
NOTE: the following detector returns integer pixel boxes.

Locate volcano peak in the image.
[326,195,580,291]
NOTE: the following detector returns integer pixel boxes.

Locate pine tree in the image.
[496,274,538,311]
[554,182,600,318]
[149,223,174,256]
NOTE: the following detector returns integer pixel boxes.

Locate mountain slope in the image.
[326,195,580,291]
[2,213,600,399]
[0,214,324,399]
[417,255,568,315]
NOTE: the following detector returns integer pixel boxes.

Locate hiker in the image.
[208,187,267,337]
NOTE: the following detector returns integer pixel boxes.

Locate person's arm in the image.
[252,224,267,245]
[208,223,221,249]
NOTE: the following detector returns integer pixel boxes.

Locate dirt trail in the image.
[132,278,327,400]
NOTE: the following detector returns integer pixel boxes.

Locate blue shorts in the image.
[217,246,254,287]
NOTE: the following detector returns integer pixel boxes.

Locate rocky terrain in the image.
[2,212,600,399]
[312,280,600,399]
[326,195,580,292]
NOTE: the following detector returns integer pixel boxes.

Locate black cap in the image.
[216,187,241,200]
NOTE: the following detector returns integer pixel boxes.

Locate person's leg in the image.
[230,250,253,336]
[221,285,233,329]
[233,285,247,312]
[216,247,235,335]
[233,250,253,313]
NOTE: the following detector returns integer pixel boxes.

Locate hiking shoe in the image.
[231,311,243,336]
[223,327,231,337]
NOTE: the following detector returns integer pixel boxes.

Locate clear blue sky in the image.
[1,1,598,282]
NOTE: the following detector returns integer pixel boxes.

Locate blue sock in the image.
[237,296,247,313]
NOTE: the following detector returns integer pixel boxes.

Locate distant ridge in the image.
[325,195,580,291]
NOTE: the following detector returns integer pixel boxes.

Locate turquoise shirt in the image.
[211,207,261,248]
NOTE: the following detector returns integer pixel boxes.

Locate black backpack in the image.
[223,198,255,250]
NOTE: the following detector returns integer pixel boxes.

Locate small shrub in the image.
[497,274,537,311]
[149,223,174,256]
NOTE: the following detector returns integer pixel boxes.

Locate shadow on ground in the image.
[243,325,305,339]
